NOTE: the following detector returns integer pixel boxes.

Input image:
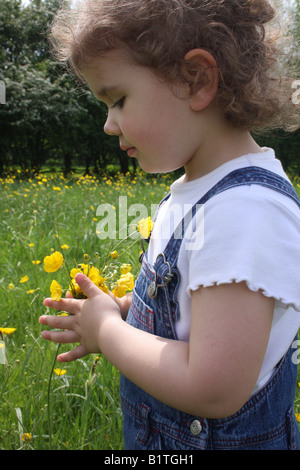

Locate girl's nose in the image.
[104,112,121,136]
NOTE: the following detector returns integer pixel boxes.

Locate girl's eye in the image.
[112,97,125,109]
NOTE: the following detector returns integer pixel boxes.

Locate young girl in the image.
[39,0,300,450]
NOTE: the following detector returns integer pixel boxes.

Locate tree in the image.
[0,0,123,175]
[0,0,298,175]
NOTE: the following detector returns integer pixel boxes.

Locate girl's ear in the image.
[183,49,218,111]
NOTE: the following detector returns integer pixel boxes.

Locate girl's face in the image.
[82,49,205,175]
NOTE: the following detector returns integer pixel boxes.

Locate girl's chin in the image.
[135,153,181,174]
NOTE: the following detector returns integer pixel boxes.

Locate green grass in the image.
[1,168,300,450]
[0,169,171,450]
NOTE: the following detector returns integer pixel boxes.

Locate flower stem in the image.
[101,229,139,272]
[116,237,140,259]
[47,344,61,450]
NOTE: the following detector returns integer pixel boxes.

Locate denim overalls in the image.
[120,166,300,450]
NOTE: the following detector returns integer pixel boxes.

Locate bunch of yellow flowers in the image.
[44,251,134,301]
[43,217,153,301]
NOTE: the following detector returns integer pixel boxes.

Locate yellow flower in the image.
[112,285,127,298]
[70,267,81,278]
[21,433,32,442]
[296,413,300,423]
[26,289,35,294]
[79,263,90,275]
[8,283,14,290]
[32,260,41,265]
[69,278,83,297]
[50,280,62,301]
[138,217,154,239]
[60,244,69,250]
[112,272,134,297]
[92,272,108,289]
[98,283,109,294]
[0,328,16,335]
[110,250,118,259]
[19,275,29,283]
[29,243,34,247]
[43,251,64,273]
[70,263,90,277]
[120,263,132,275]
[69,264,108,298]
[88,267,101,283]
[118,272,134,290]
[53,368,67,376]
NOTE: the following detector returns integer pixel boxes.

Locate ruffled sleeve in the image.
[186,184,300,312]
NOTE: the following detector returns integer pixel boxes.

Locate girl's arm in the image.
[39,273,273,419]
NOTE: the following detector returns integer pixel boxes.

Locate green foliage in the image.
[0,0,299,175]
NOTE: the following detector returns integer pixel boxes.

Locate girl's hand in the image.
[39,273,121,362]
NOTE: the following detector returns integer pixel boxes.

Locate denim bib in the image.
[120,166,300,450]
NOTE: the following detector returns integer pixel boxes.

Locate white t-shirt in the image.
[147,148,300,392]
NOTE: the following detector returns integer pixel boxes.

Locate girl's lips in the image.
[120,144,136,157]
[126,147,136,157]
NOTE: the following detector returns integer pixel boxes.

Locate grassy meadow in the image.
[1,167,300,450]
[0,168,171,450]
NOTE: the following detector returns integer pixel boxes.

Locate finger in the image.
[41,328,79,344]
[65,290,73,298]
[39,314,75,330]
[74,273,104,298]
[43,296,80,314]
[57,344,88,363]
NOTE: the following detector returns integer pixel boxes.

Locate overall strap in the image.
[156,166,300,271]
[151,192,171,223]
[142,193,171,247]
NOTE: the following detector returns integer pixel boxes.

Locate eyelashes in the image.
[112,97,125,109]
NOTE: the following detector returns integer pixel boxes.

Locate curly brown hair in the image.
[50,0,299,132]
